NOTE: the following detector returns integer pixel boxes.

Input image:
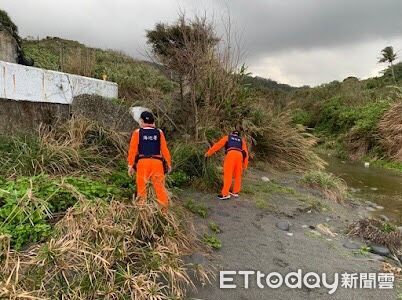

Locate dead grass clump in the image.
[244,108,325,171]
[346,128,372,161]
[382,262,402,280]
[378,102,402,162]
[301,171,348,203]
[62,47,96,77]
[0,198,210,299]
[348,218,402,252]
[1,115,129,176]
[42,115,128,156]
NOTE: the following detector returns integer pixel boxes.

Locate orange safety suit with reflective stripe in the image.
[127,127,171,207]
[205,135,249,197]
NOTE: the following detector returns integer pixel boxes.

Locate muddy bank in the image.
[183,168,399,299]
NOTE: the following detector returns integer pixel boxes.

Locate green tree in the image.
[146,16,220,139]
[378,46,398,83]
[146,15,250,141]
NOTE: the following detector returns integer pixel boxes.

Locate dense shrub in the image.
[292,109,314,127]
[306,97,391,160]
[315,97,360,134]
[0,175,120,249]
[353,101,390,134]
[171,142,221,190]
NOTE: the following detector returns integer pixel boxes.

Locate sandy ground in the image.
[182,168,399,300]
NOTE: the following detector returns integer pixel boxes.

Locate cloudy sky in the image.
[2,0,402,86]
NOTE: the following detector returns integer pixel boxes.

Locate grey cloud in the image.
[206,0,402,59]
[1,0,401,86]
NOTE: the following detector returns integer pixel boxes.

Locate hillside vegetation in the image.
[22,37,175,100]
[287,63,402,171]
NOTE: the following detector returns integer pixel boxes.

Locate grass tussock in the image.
[0,116,128,177]
[0,198,210,299]
[378,102,402,162]
[346,128,372,161]
[301,171,348,203]
[171,142,221,190]
[348,218,402,252]
[245,108,325,171]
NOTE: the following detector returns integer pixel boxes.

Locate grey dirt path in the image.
[184,169,398,300]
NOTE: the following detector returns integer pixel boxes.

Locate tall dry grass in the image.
[0,116,128,177]
[378,102,402,162]
[243,106,325,171]
[0,196,210,299]
[346,128,372,161]
[62,47,96,77]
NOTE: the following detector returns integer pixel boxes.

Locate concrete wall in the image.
[0,60,118,104]
[0,95,136,135]
[0,30,18,63]
[0,98,70,133]
[72,94,136,132]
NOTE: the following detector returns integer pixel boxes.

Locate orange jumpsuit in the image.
[206,135,249,197]
[127,127,171,207]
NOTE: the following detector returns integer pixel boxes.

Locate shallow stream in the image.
[325,157,402,225]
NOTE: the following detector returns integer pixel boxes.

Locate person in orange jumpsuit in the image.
[205,130,249,200]
[127,111,172,208]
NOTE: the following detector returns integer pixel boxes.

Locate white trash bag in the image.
[129,106,152,124]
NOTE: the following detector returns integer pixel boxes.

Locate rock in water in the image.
[343,240,363,250]
[276,221,290,231]
[370,245,390,257]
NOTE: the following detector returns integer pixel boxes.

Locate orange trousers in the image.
[136,158,169,207]
[221,151,243,196]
